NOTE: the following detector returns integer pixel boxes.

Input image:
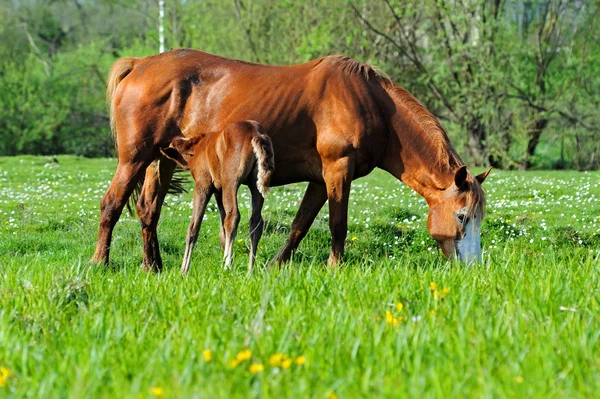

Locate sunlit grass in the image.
[0,156,599,398]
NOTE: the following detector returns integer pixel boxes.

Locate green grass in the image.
[0,155,599,398]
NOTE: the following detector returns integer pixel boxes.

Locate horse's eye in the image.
[457,214,466,223]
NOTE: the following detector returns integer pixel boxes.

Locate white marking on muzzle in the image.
[456,218,482,264]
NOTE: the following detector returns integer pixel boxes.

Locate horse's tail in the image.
[106,57,139,144]
[251,132,275,198]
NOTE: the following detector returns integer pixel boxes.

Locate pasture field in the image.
[0,156,599,398]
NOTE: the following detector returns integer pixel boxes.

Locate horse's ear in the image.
[171,136,191,152]
[476,167,492,184]
[160,146,189,170]
[454,165,469,189]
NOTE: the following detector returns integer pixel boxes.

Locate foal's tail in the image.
[106,57,139,143]
[251,132,275,198]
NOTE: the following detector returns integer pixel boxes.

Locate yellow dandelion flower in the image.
[294,355,306,365]
[385,310,394,324]
[515,376,524,384]
[442,287,450,295]
[429,282,437,291]
[433,290,441,299]
[327,391,339,399]
[229,358,240,368]
[351,236,358,241]
[249,363,264,373]
[149,386,164,397]
[236,349,252,362]
[0,376,5,388]
[203,349,212,362]
[269,353,283,367]
[17,185,22,188]
[395,303,403,312]
[385,310,401,326]
[0,368,11,378]
[281,356,292,369]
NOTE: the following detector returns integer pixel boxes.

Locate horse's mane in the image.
[383,84,463,172]
[383,84,487,217]
[315,55,389,82]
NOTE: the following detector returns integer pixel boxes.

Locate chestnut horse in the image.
[91,49,490,271]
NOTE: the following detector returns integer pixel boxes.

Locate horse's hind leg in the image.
[214,191,227,250]
[135,157,176,272]
[248,181,265,272]
[273,182,327,264]
[91,160,149,266]
[222,185,241,268]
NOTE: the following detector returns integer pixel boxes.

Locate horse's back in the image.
[111,49,389,183]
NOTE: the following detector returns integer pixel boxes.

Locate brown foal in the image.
[92,49,490,271]
[160,120,274,273]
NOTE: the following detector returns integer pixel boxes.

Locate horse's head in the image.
[427,166,491,263]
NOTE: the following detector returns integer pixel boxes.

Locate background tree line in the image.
[0,0,598,170]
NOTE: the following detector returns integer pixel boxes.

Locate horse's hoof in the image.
[142,262,162,273]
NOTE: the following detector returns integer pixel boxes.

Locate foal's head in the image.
[160,135,205,172]
[426,166,491,263]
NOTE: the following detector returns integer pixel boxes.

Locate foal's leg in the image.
[222,185,241,268]
[135,157,176,272]
[248,182,265,272]
[323,157,354,267]
[181,182,212,274]
[91,159,150,266]
[273,182,328,264]
[214,191,227,250]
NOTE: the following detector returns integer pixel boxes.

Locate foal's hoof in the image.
[326,256,341,269]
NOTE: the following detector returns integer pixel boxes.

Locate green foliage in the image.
[0,156,599,397]
[0,0,598,169]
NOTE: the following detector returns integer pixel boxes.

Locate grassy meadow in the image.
[0,155,599,398]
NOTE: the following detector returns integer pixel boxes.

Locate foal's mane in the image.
[316,55,485,217]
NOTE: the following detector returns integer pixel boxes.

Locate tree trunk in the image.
[158,0,165,53]
[466,117,487,166]
[521,117,548,169]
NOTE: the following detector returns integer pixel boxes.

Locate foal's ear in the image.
[476,167,492,184]
[160,146,189,170]
[454,165,469,189]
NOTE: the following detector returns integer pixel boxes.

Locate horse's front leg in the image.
[136,157,176,272]
[323,157,354,267]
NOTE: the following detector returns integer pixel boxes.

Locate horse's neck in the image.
[380,114,457,204]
